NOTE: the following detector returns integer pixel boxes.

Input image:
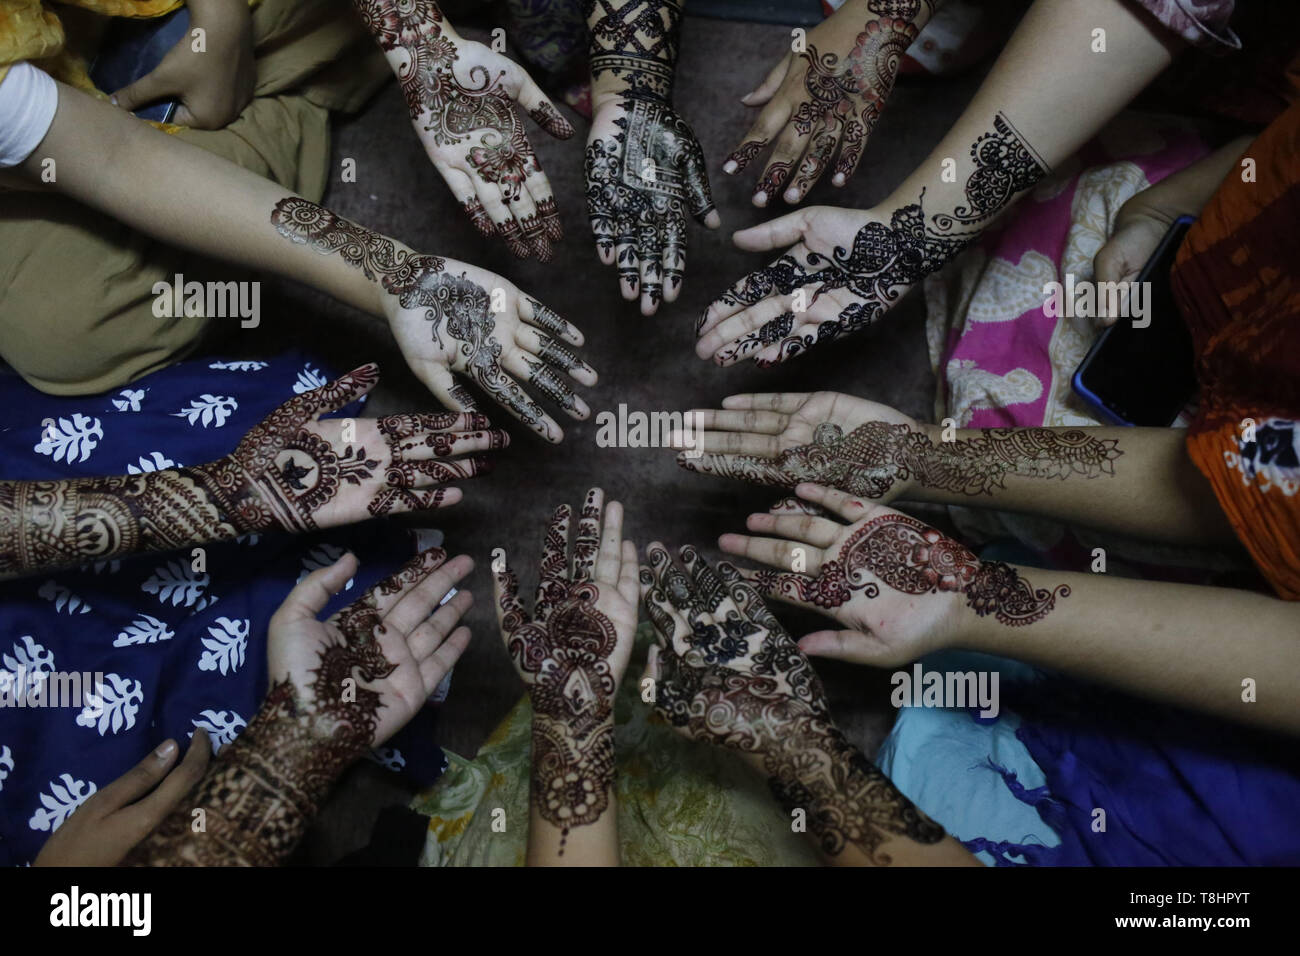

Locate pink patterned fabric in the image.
[1130,0,1240,50]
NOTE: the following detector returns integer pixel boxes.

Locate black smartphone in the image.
[1071,215,1197,426]
[88,8,190,124]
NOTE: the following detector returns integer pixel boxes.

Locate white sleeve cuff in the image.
[0,62,59,169]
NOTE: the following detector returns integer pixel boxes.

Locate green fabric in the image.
[414,625,821,867]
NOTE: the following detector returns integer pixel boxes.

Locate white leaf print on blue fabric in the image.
[37,580,92,615]
[198,618,248,676]
[190,709,247,753]
[142,560,210,608]
[28,774,97,832]
[113,614,175,647]
[76,673,144,735]
[127,452,180,473]
[34,414,103,464]
[172,395,238,428]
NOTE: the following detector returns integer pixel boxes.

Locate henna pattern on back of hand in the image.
[718,111,1047,365]
[753,513,1069,626]
[684,421,1122,499]
[643,547,945,861]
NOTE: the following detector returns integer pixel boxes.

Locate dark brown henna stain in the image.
[586,0,683,101]
[644,547,945,861]
[686,421,1122,499]
[461,198,496,237]
[726,138,768,171]
[125,552,442,865]
[753,513,1069,626]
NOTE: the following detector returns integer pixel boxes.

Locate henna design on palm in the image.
[125,550,445,866]
[712,112,1047,365]
[497,492,625,854]
[641,544,945,860]
[752,513,1069,626]
[684,421,1123,499]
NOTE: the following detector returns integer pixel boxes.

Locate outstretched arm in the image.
[0,367,505,579]
[698,0,1184,366]
[125,548,474,865]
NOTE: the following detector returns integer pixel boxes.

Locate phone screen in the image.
[88,9,191,125]
[1072,216,1197,426]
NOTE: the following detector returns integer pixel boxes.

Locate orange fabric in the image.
[1172,100,1300,599]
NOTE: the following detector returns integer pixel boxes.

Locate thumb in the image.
[797,629,880,665]
[112,67,177,114]
[742,54,791,106]
[684,146,721,228]
[733,208,809,252]
[516,72,575,140]
[275,553,359,623]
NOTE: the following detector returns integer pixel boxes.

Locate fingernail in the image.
[154,740,177,760]
[753,191,768,206]
[723,160,738,174]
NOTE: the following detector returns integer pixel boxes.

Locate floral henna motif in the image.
[354,0,564,240]
[644,548,945,861]
[753,513,1069,626]
[125,552,440,866]
[685,421,1122,498]
[272,197,570,432]
[719,112,1047,365]
[499,499,621,854]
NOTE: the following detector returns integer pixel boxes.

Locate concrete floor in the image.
[247,14,989,859]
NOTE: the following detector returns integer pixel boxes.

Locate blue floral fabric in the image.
[0,352,447,866]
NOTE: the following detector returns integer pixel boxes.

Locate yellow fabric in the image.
[1,0,184,69]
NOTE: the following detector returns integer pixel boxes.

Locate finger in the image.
[378,487,462,513]
[740,53,792,107]
[798,628,879,664]
[502,349,590,420]
[686,407,789,435]
[509,185,553,263]
[832,117,870,187]
[617,539,639,606]
[594,498,624,586]
[520,295,585,347]
[697,293,798,362]
[681,544,728,615]
[419,624,472,691]
[474,178,530,258]
[394,455,495,488]
[535,503,572,614]
[795,481,873,522]
[111,68,176,114]
[677,451,790,486]
[725,89,791,173]
[520,173,562,251]
[93,737,184,811]
[518,77,576,139]
[412,362,480,415]
[732,209,812,252]
[475,365,565,443]
[408,588,474,659]
[437,163,495,238]
[683,147,719,227]
[513,326,598,386]
[615,223,640,299]
[717,532,823,575]
[744,511,842,548]
[128,729,212,826]
[356,547,449,624]
[785,123,838,203]
[289,363,380,423]
[572,487,604,581]
[382,552,474,636]
[768,495,829,517]
[399,428,510,459]
[271,552,360,625]
[493,555,526,634]
[678,430,784,457]
[639,545,692,653]
[720,393,812,413]
[751,129,802,208]
[661,214,686,303]
[638,219,664,315]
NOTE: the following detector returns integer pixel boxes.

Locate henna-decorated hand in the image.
[494,488,639,851]
[271,198,597,443]
[111,0,256,128]
[267,548,474,750]
[702,112,1047,366]
[124,548,473,866]
[724,0,931,205]
[354,0,575,259]
[585,96,720,315]
[197,363,508,534]
[674,391,924,503]
[638,542,951,863]
[34,732,211,866]
[721,483,1069,668]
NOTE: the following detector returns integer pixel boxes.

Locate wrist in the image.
[186,457,275,536]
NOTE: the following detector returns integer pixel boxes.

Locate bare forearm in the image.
[964,570,1300,734]
[18,82,384,316]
